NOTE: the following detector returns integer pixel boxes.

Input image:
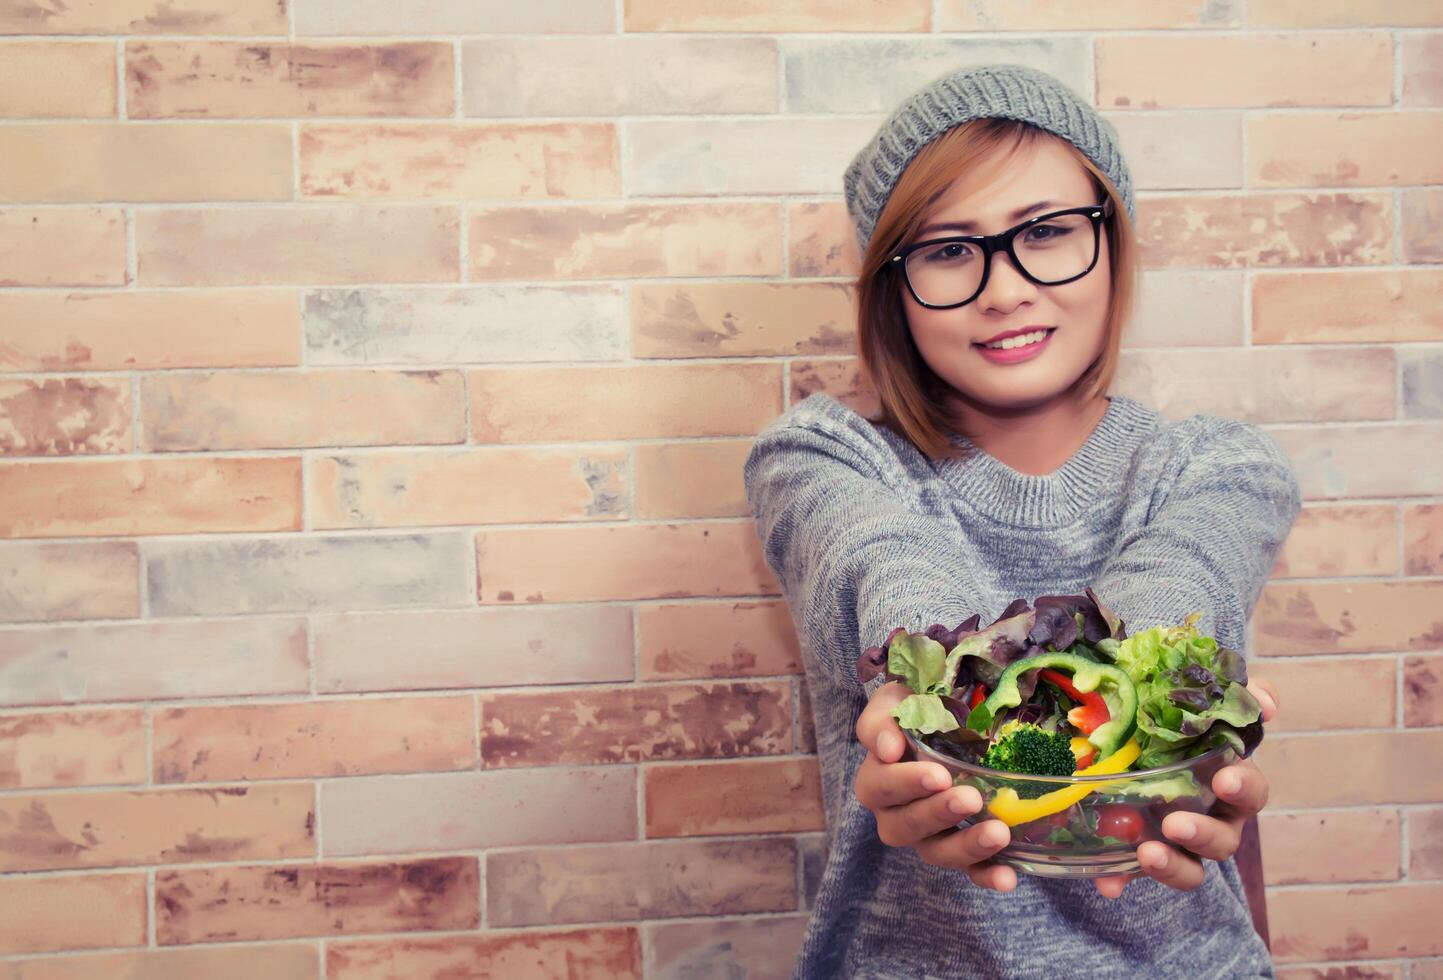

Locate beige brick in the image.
[1405,505,1443,575]
[1403,349,1443,419]
[649,917,809,980]
[0,377,130,456]
[638,600,802,680]
[145,532,471,617]
[295,0,615,34]
[0,209,124,287]
[127,42,453,118]
[1275,965,1402,980]
[940,0,1240,28]
[0,43,115,117]
[1270,884,1443,962]
[782,38,1088,115]
[646,758,823,837]
[0,456,300,539]
[0,945,321,980]
[1405,655,1443,728]
[1112,347,1394,423]
[1409,807,1443,878]
[141,370,465,452]
[157,857,478,945]
[789,200,860,278]
[1098,34,1393,108]
[0,783,314,872]
[481,681,790,768]
[0,709,145,789]
[320,767,637,856]
[632,282,856,359]
[463,37,775,116]
[1107,111,1244,189]
[470,203,782,281]
[1261,810,1400,885]
[0,617,308,707]
[1137,193,1392,269]
[1402,34,1443,106]
[635,440,750,520]
[312,446,627,529]
[136,207,459,286]
[0,290,300,372]
[0,123,291,203]
[313,606,634,693]
[1253,270,1443,344]
[476,522,777,604]
[628,118,879,196]
[625,0,929,31]
[491,838,796,927]
[790,359,880,418]
[1250,656,1396,733]
[0,0,288,34]
[304,286,626,365]
[1404,189,1443,263]
[327,929,640,980]
[470,363,781,443]
[1272,505,1398,578]
[1249,0,1443,26]
[1257,731,1443,808]
[1256,581,1443,656]
[1268,423,1443,498]
[301,123,618,199]
[0,873,145,954]
[0,541,139,624]
[1250,112,1443,187]
[153,697,474,783]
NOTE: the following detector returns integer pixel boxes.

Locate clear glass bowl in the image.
[904,730,1238,878]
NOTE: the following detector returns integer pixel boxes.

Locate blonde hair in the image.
[854,118,1141,461]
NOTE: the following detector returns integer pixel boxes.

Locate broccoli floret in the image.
[981,723,1076,775]
[980,722,1076,798]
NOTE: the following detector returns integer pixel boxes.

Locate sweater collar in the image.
[932,394,1159,527]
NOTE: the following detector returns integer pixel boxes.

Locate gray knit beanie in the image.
[843,63,1134,253]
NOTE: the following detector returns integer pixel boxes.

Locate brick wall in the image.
[0,1,1440,977]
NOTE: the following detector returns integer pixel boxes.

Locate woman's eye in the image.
[1025,223,1071,243]
[926,243,972,262]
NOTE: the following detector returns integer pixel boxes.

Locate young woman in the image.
[744,64,1299,978]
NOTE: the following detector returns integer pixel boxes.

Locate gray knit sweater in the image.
[743,391,1302,980]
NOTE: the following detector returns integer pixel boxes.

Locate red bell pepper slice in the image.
[967,683,988,710]
[1038,668,1110,735]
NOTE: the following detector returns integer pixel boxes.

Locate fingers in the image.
[966,861,1018,892]
[1161,811,1241,862]
[1212,762,1269,820]
[855,681,911,761]
[874,784,983,848]
[1248,677,1280,724]
[1094,872,1140,899]
[854,753,956,811]
[1136,840,1206,891]
[913,818,1013,877]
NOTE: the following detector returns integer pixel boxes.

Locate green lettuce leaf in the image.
[892,693,961,734]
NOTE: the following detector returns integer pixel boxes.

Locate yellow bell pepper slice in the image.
[985,737,1142,827]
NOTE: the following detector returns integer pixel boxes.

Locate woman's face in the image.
[899,136,1113,413]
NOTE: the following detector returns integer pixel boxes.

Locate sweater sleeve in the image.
[1088,420,1302,658]
[743,406,985,695]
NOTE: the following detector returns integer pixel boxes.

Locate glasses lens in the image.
[903,212,1098,307]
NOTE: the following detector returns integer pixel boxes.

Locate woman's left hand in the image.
[1094,677,1278,899]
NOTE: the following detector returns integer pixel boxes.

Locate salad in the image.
[856,589,1264,846]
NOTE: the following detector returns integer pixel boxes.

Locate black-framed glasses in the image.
[890,199,1113,310]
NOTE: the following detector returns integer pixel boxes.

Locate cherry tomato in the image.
[1095,804,1144,844]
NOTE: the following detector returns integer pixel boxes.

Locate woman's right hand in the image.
[853,681,1018,891]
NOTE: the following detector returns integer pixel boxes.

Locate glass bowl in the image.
[904,730,1238,878]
